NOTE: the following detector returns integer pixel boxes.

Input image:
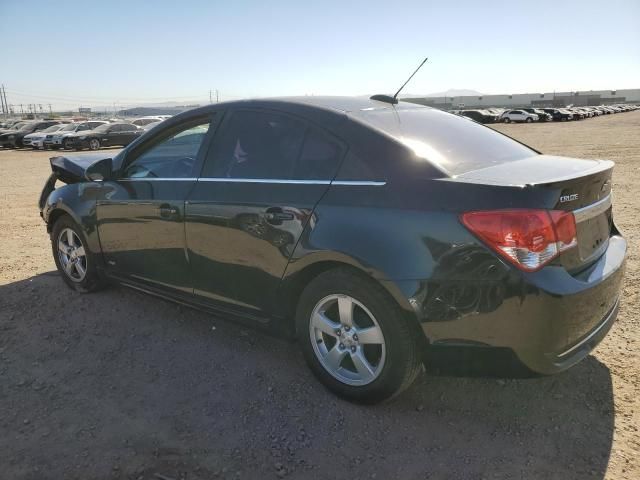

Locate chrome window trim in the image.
[572,194,612,223]
[118,178,198,181]
[332,180,386,186]
[197,178,330,185]
[196,178,386,186]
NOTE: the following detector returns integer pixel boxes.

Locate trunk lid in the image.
[452,155,614,271]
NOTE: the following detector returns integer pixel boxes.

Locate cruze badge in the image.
[560,194,579,203]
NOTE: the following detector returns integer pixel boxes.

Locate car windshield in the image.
[18,123,36,131]
[42,125,62,133]
[352,107,536,175]
[60,123,79,131]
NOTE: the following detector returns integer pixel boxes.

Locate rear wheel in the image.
[503,117,511,123]
[526,117,533,123]
[88,138,100,150]
[296,268,423,403]
[51,215,106,293]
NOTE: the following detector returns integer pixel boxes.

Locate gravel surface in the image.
[0,112,638,479]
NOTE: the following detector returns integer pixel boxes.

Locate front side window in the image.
[202,110,305,179]
[122,120,210,179]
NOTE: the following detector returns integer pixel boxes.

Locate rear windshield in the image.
[352,107,536,175]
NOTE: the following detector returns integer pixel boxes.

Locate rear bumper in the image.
[393,235,626,376]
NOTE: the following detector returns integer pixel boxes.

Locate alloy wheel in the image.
[309,294,386,386]
[89,139,100,150]
[57,228,87,282]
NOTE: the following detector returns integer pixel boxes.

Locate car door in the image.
[120,124,141,146]
[96,115,215,294]
[97,124,118,146]
[185,109,345,316]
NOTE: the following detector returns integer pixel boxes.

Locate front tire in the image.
[296,268,423,403]
[526,117,533,123]
[503,117,511,123]
[51,215,105,293]
[88,138,100,150]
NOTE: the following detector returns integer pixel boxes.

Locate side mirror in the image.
[85,158,113,182]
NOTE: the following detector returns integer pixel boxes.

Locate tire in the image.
[88,138,100,150]
[62,139,71,149]
[503,117,510,123]
[51,215,106,293]
[296,268,423,403]
[526,117,533,123]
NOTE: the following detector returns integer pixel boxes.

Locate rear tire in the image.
[88,138,100,150]
[503,117,511,123]
[526,117,533,123]
[51,215,106,293]
[296,268,423,404]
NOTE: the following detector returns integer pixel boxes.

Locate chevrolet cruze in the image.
[39,97,626,403]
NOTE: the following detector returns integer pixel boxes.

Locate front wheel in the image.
[526,117,533,123]
[503,117,511,123]
[88,138,100,150]
[296,268,423,403]
[51,215,106,292]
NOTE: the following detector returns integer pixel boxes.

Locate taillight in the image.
[460,209,577,272]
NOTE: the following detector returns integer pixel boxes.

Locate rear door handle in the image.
[264,207,294,224]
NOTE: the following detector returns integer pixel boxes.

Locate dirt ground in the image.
[0,112,638,480]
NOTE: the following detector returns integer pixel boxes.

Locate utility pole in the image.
[216,89,219,103]
[48,104,53,115]
[0,85,5,116]
[1,84,8,118]
[209,89,212,104]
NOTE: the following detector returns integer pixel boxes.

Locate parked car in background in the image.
[522,108,552,122]
[500,109,539,123]
[65,122,143,150]
[0,120,60,148]
[45,121,109,150]
[0,120,30,136]
[141,120,162,131]
[23,124,67,149]
[458,109,499,124]
[131,116,165,127]
[542,108,573,121]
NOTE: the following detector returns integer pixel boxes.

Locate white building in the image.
[404,89,640,110]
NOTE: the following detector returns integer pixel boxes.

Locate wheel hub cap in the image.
[57,228,87,282]
[309,294,386,386]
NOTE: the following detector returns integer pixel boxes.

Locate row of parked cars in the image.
[0,115,170,150]
[452,104,639,124]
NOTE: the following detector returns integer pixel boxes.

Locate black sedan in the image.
[542,108,574,121]
[65,122,143,150]
[0,120,60,148]
[39,97,626,403]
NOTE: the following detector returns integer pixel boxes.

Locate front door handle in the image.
[159,204,179,218]
[264,207,294,225]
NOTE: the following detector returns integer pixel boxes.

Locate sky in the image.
[1,0,639,110]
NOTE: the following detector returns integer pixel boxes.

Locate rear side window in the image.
[293,128,343,180]
[203,110,305,179]
[352,107,536,175]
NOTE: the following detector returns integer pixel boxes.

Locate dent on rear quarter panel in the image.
[282,182,518,327]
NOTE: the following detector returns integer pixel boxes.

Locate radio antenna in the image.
[370,57,429,105]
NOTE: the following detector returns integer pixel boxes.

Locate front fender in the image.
[43,182,103,258]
